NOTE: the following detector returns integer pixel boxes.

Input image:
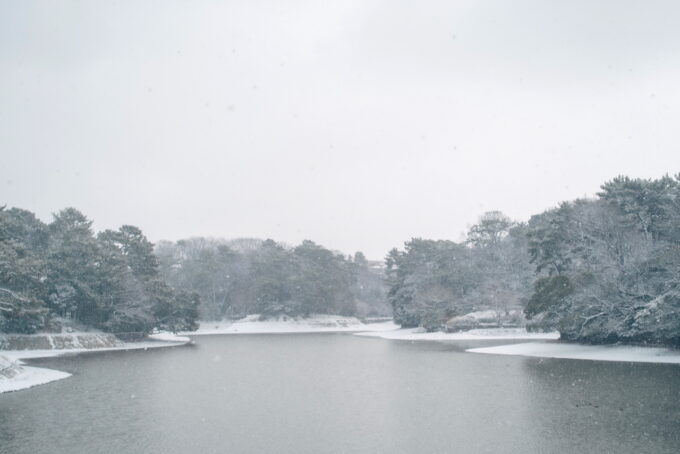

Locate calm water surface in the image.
[1,334,679,454]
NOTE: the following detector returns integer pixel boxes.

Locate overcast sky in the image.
[1,0,679,259]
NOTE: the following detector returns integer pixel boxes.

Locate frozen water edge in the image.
[183,315,399,335]
[354,327,560,341]
[0,332,190,393]
[467,341,680,364]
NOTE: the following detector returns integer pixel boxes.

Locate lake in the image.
[1,334,679,454]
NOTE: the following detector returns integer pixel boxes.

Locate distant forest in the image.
[2,174,679,346]
[155,238,389,320]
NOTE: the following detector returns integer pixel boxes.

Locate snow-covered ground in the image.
[355,327,560,341]
[2,332,191,362]
[148,332,191,343]
[467,341,680,364]
[0,355,71,394]
[0,332,190,394]
[185,315,399,335]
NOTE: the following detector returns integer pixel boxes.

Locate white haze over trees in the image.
[155,237,390,320]
[2,1,680,259]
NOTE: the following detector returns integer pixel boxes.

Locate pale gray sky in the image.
[1,0,679,259]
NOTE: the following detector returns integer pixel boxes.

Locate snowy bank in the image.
[148,332,191,343]
[0,331,191,393]
[2,332,191,362]
[185,315,399,335]
[467,342,680,364]
[0,355,71,393]
[355,327,560,341]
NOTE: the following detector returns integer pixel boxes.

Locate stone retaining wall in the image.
[0,333,123,351]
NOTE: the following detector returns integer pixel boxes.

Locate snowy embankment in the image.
[0,355,71,393]
[0,332,190,394]
[467,342,680,364]
[355,327,560,341]
[185,314,399,335]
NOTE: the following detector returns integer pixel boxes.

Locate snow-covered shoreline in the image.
[5,320,677,395]
[467,341,680,364]
[187,316,562,344]
[357,325,680,365]
[355,327,560,341]
[184,315,399,335]
[0,332,190,394]
[0,358,71,394]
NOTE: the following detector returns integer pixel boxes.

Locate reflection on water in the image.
[522,357,680,453]
[0,335,678,454]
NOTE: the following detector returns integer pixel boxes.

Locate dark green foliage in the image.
[0,207,49,333]
[99,226,160,281]
[46,208,103,324]
[0,288,47,333]
[525,275,574,318]
[0,206,198,334]
[145,279,199,332]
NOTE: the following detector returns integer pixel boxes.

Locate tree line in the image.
[0,207,389,334]
[155,238,389,320]
[0,207,198,335]
[3,173,678,346]
[386,174,680,345]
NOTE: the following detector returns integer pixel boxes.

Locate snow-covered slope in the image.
[0,355,71,393]
[186,315,398,335]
